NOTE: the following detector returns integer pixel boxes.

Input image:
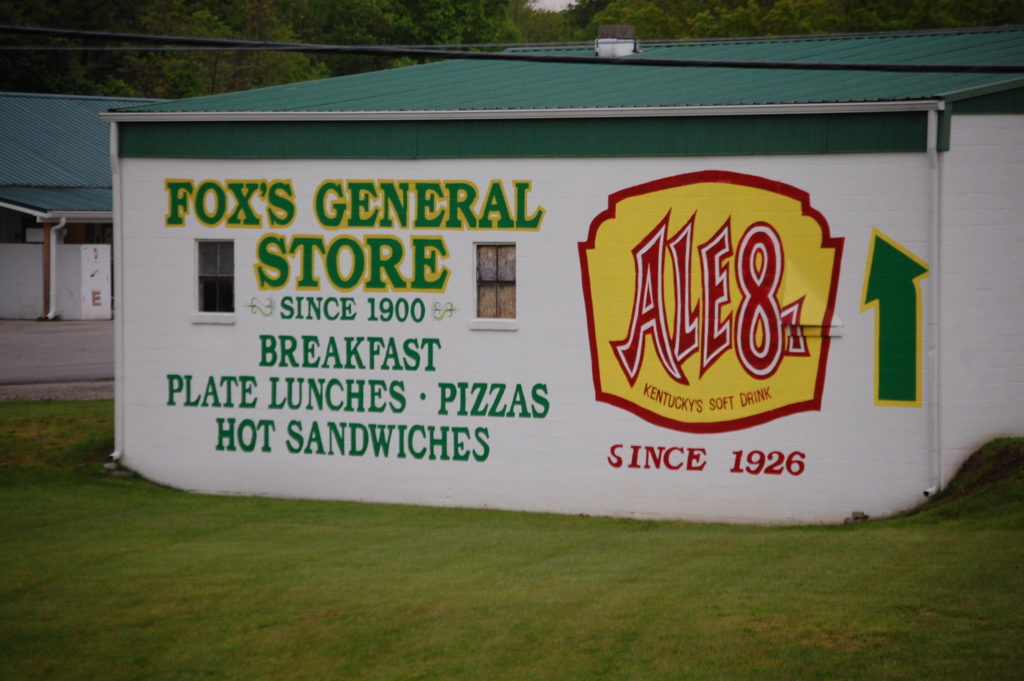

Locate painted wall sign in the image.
[861,229,929,406]
[157,174,548,466]
[117,115,1024,523]
[579,171,844,432]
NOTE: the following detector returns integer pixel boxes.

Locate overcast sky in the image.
[533,0,575,11]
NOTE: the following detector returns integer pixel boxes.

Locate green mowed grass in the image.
[1,400,1022,680]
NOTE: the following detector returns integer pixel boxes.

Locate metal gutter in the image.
[0,201,112,223]
[102,99,945,123]
[0,199,48,219]
[43,210,112,222]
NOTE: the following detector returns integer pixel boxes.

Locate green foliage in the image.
[762,0,838,35]
[117,0,329,98]
[292,0,401,77]
[293,0,522,77]
[1,0,1021,97]
[565,0,616,33]
[580,0,1024,39]
[0,0,328,98]
[591,0,687,39]
[0,0,142,95]
[508,0,575,42]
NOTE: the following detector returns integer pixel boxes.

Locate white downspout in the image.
[925,108,943,495]
[110,120,126,467]
[47,217,68,319]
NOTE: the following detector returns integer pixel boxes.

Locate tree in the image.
[508,0,573,43]
[2,0,1022,98]
[591,0,686,39]
[573,0,1024,40]
[565,0,616,36]
[120,0,328,98]
[0,0,147,95]
[762,0,840,35]
[0,0,327,98]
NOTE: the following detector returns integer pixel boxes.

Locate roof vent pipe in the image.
[595,25,638,58]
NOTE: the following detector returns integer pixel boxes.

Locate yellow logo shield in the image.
[579,171,843,432]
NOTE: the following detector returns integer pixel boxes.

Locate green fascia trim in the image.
[119,112,928,159]
[939,108,952,152]
[949,87,1024,114]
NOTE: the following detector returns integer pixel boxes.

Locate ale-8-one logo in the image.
[579,171,843,433]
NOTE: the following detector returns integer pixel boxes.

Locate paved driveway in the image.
[0,320,114,400]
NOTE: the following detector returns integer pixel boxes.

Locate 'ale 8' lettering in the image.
[614,212,806,386]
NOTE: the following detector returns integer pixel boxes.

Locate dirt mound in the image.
[914,438,1024,518]
[943,440,1024,501]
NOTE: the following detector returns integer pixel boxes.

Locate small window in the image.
[198,241,234,313]
[477,244,515,319]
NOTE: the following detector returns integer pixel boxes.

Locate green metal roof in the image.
[119,27,1024,115]
[0,92,159,214]
[0,187,113,214]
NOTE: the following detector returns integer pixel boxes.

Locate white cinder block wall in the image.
[938,115,1024,481]
[116,127,1022,523]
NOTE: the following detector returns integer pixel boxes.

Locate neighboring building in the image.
[0,92,158,319]
[104,27,1024,523]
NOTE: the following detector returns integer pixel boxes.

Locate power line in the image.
[2,24,1023,73]
[0,25,594,52]
[0,43,596,52]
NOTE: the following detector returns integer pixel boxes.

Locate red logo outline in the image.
[578,170,844,433]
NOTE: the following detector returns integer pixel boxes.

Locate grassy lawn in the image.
[1,400,1022,681]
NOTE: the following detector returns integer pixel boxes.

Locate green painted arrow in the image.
[861,230,929,405]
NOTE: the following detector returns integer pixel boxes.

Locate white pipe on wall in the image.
[926,108,943,495]
[46,217,68,320]
[110,121,126,468]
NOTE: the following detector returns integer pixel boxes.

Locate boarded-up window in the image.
[198,241,234,313]
[477,244,515,319]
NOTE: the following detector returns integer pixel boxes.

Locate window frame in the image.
[193,239,236,325]
[471,242,518,331]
